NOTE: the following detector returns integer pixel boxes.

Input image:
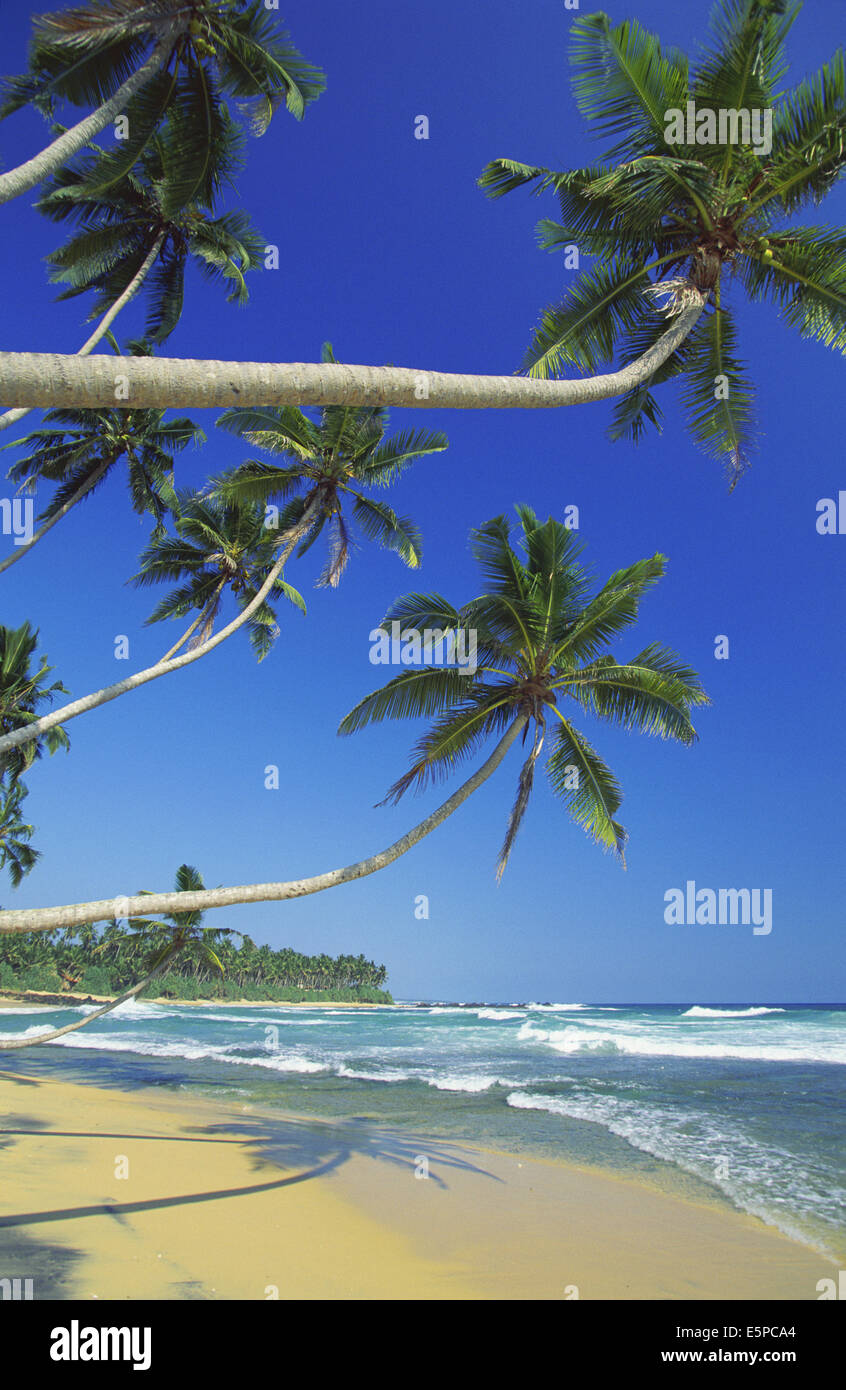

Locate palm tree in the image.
[11,2,840,427]
[0,295,707,412]
[0,347,448,761]
[0,779,40,888]
[0,0,325,206]
[0,622,69,783]
[340,507,709,875]
[0,509,708,930]
[479,3,846,482]
[214,344,450,586]
[130,490,306,662]
[0,128,265,435]
[0,394,203,574]
[0,863,229,1049]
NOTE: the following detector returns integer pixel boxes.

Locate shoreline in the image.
[0,1066,836,1300]
[0,990,388,1010]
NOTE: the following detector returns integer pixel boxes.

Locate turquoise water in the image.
[2,999,844,1260]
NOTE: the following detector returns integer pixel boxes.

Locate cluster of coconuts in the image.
[189,17,217,57]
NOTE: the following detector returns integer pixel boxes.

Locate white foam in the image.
[506,1090,841,1258]
[682,1006,786,1019]
[516,1019,846,1065]
[336,1065,412,1083]
[0,1004,54,1015]
[426,1073,500,1093]
[475,1008,526,1021]
[528,1002,588,1012]
[29,1030,328,1073]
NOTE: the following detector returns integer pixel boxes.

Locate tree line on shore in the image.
[0,922,391,1003]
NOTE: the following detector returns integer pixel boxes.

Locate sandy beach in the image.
[0,1067,836,1301]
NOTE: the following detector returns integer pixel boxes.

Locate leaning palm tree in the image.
[215,343,450,586]
[0,127,265,435]
[131,491,306,662]
[4,5,842,419]
[0,0,325,206]
[0,863,229,1049]
[0,391,203,574]
[479,2,846,483]
[0,621,69,784]
[0,778,40,887]
[0,347,448,762]
[0,509,708,932]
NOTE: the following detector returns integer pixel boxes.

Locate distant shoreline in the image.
[0,988,387,1010]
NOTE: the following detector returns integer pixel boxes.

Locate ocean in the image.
[2,999,844,1262]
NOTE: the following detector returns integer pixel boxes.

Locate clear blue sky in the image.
[1,0,844,1002]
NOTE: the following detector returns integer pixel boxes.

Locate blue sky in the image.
[0,0,844,1002]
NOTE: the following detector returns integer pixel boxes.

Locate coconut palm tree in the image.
[0,347,448,760]
[0,294,708,413]
[4,5,842,420]
[130,490,306,661]
[214,344,450,586]
[0,394,203,574]
[340,506,709,875]
[0,863,230,1049]
[0,779,40,888]
[0,128,265,435]
[479,2,846,482]
[0,621,69,783]
[13,0,839,430]
[0,0,325,206]
[0,509,708,931]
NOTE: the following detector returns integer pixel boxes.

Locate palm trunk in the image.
[0,943,182,1047]
[0,36,176,207]
[0,495,320,758]
[0,454,114,575]
[0,296,707,410]
[0,717,527,933]
[0,232,166,434]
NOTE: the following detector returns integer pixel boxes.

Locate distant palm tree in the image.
[0,863,229,1050]
[131,491,306,662]
[479,2,846,481]
[215,344,450,586]
[0,621,69,783]
[341,507,709,876]
[1,393,203,573]
[0,0,325,206]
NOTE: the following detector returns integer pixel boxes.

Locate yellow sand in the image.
[0,1069,836,1300]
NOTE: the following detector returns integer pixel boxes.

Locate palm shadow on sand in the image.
[0,1107,500,1238]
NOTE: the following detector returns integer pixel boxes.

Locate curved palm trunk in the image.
[0,495,320,758]
[0,717,527,933]
[0,454,114,576]
[0,36,176,207]
[0,943,182,1047]
[0,232,166,434]
[0,296,706,410]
